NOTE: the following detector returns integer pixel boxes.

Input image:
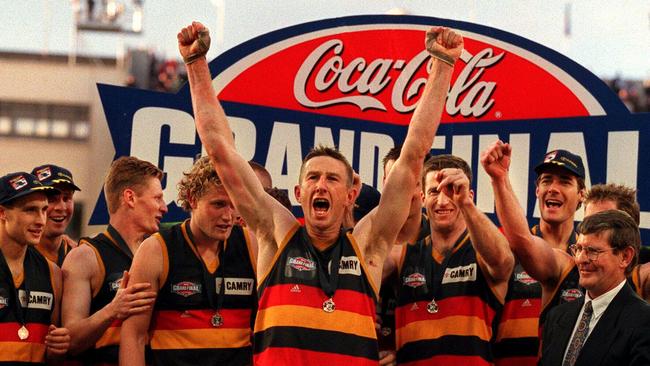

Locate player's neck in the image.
[0,235,28,272]
[305,223,340,251]
[430,222,466,256]
[109,216,146,254]
[539,218,575,250]
[38,234,62,253]
[188,219,221,253]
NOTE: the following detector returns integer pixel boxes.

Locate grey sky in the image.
[2,1,649,79]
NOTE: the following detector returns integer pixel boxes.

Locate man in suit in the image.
[540,209,650,366]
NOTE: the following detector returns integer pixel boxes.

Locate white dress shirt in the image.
[562,279,627,361]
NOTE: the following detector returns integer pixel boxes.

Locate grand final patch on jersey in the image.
[171,281,202,297]
[287,257,316,272]
[515,270,538,285]
[560,288,584,302]
[216,277,255,295]
[91,15,650,245]
[338,255,361,276]
[441,263,477,284]
[403,272,426,288]
[18,290,53,311]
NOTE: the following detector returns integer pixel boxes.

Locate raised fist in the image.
[177,21,212,64]
[425,26,463,66]
[480,140,512,181]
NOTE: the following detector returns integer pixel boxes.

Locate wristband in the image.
[183,29,211,64]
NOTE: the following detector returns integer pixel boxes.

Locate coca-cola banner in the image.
[91,15,650,242]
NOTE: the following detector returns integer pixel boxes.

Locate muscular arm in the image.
[62,245,115,354]
[355,27,462,286]
[120,237,163,366]
[480,141,565,285]
[46,263,71,359]
[62,245,156,355]
[179,23,296,275]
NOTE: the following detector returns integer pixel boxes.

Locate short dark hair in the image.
[578,209,640,275]
[422,154,472,189]
[300,145,353,186]
[265,187,292,211]
[249,160,272,189]
[104,156,163,214]
[585,183,640,225]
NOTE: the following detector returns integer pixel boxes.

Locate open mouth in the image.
[313,198,330,214]
[49,216,66,223]
[545,199,563,208]
[435,209,453,215]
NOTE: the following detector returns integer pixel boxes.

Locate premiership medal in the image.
[18,325,29,340]
[322,298,336,313]
[211,312,223,327]
[426,298,439,314]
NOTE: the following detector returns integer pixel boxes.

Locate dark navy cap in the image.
[31,164,81,191]
[534,149,585,179]
[0,172,59,205]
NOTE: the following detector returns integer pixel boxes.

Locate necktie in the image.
[563,300,593,366]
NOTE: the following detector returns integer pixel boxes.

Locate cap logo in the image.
[9,176,28,191]
[559,156,578,168]
[35,167,52,181]
[543,151,557,163]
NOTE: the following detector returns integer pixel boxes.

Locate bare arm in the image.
[437,168,514,285]
[45,263,70,359]
[120,237,163,366]
[355,27,463,285]
[61,245,156,355]
[480,140,564,285]
[179,22,295,263]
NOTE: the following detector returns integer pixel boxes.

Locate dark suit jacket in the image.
[540,282,650,366]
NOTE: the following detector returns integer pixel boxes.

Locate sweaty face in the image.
[536,167,583,225]
[575,231,628,298]
[296,156,353,232]
[132,177,168,235]
[191,184,235,242]
[1,193,49,246]
[423,170,465,235]
[44,187,75,238]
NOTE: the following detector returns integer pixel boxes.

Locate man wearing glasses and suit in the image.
[540,209,650,366]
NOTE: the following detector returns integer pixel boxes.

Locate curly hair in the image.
[177,156,223,212]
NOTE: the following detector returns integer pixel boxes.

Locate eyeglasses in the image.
[569,244,615,261]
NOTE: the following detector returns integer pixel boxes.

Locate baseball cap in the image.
[31,164,81,191]
[353,183,381,223]
[0,172,59,205]
[534,149,585,179]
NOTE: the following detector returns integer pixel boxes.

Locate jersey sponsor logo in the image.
[0,295,8,309]
[403,272,426,288]
[515,270,538,285]
[560,288,584,302]
[171,281,202,297]
[288,256,316,272]
[290,284,302,293]
[216,277,255,295]
[109,277,123,292]
[338,255,361,276]
[18,290,53,310]
[442,263,477,284]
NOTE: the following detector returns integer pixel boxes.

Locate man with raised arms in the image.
[177,21,462,365]
[481,141,587,365]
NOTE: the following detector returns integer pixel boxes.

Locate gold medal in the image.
[322,298,335,313]
[426,298,439,314]
[211,312,223,327]
[18,325,29,340]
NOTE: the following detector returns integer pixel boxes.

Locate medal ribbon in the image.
[0,250,31,337]
[303,228,344,301]
[184,221,225,313]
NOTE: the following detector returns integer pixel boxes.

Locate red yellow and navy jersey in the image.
[492,261,541,366]
[628,264,644,299]
[36,238,73,267]
[395,230,503,366]
[492,224,574,366]
[150,220,257,366]
[0,246,55,364]
[254,225,379,366]
[78,224,134,364]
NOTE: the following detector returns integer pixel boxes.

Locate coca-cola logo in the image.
[294,39,502,118]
